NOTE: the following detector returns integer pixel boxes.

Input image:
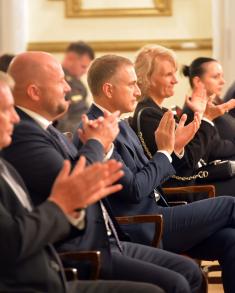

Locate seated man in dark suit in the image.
[0,71,163,293]
[2,52,204,293]
[73,54,235,293]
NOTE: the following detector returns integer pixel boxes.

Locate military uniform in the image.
[56,69,89,134]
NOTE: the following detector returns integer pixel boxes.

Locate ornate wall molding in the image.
[27,38,212,53]
[65,0,172,17]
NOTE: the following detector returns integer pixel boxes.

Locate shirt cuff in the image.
[174,148,185,159]
[103,143,114,161]
[157,150,172,163]
[66,209,86,230]
[202,117,214,127]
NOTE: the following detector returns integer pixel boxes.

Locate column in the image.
[212,0,235,89]
[0,0,28,54]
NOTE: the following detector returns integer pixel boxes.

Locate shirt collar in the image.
[93,102,123,121]
[17,106,51,130]
[93,102,111,115]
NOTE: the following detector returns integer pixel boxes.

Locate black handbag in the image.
[136,107,235,182]
[196,160,235,182]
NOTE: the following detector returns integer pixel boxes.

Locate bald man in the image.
[2,52,205,293]
[0,71,164,293]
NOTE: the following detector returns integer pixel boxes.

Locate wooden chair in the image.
[116,214,163,247]
[162,185,216,199]
[60,250,101,280]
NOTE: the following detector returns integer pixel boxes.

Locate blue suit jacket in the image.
[74,104,176,245]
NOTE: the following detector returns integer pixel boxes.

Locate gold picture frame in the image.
[65,0,172,17]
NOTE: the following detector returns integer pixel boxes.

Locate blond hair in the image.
[135,44,177,96]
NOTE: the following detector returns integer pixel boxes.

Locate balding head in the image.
[8,51,71,121]
[8,52,59,95]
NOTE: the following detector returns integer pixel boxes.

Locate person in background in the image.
[182,57,235,143]
[131,45,235,196]
[56,41,95,133]
[0,54,15,72]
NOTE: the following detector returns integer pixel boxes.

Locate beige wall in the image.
[27,0,213,108]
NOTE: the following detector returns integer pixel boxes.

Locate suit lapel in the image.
[16,108,76,160]
[88,104,140,159]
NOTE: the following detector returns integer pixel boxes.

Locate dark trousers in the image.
[68,280,164,293]
[158,196,235,293]
[102,241,202,293]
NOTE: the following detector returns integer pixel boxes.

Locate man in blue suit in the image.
[2,52,205,293]
[0,71,163,293]
[74,54,235,293]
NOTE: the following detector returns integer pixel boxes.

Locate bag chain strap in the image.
[136,108,209,182]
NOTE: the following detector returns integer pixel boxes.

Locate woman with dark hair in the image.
[130,45,235,196]
[182,57,235,143]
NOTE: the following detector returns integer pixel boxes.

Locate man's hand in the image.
[186,84,207,115]
[78,111,120,153]
[204,97,235,121]
[49,156,124,215]
[174,112,201,154]
[155,111,175,155]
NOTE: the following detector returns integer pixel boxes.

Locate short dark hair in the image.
[182,57,217,88]
[87,54,133,97]
[66,41,95,60]
[0,54,15,72]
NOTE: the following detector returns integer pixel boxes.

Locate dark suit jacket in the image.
[0,158,72,293]
[3,108,104,205]
[74,104,175,245]
[183,104,235,162]
[131,97,220,175]
[2,108,127,278]
[131,97,235,176]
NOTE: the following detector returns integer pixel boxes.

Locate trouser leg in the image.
[158,196,235,252]
[68,280,165,293]
[185,228,235,293]
[106,242,203,293]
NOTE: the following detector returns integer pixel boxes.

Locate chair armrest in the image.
[63,268,78,281]
[115,214,163,248]
[168,201,188,206]
[59,250,101,280]
[162,185,215,198]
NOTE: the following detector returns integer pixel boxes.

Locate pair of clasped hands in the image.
[49,111,123,217]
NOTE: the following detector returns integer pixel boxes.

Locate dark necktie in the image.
[119,120,168,207]
[100,201,123,252]
[47,124,77,158]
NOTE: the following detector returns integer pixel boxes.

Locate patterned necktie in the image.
[100,201,123,252]
[47,124,77,158]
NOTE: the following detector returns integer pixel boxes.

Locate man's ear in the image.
[27,84,40,101]
[102,82,113,99]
